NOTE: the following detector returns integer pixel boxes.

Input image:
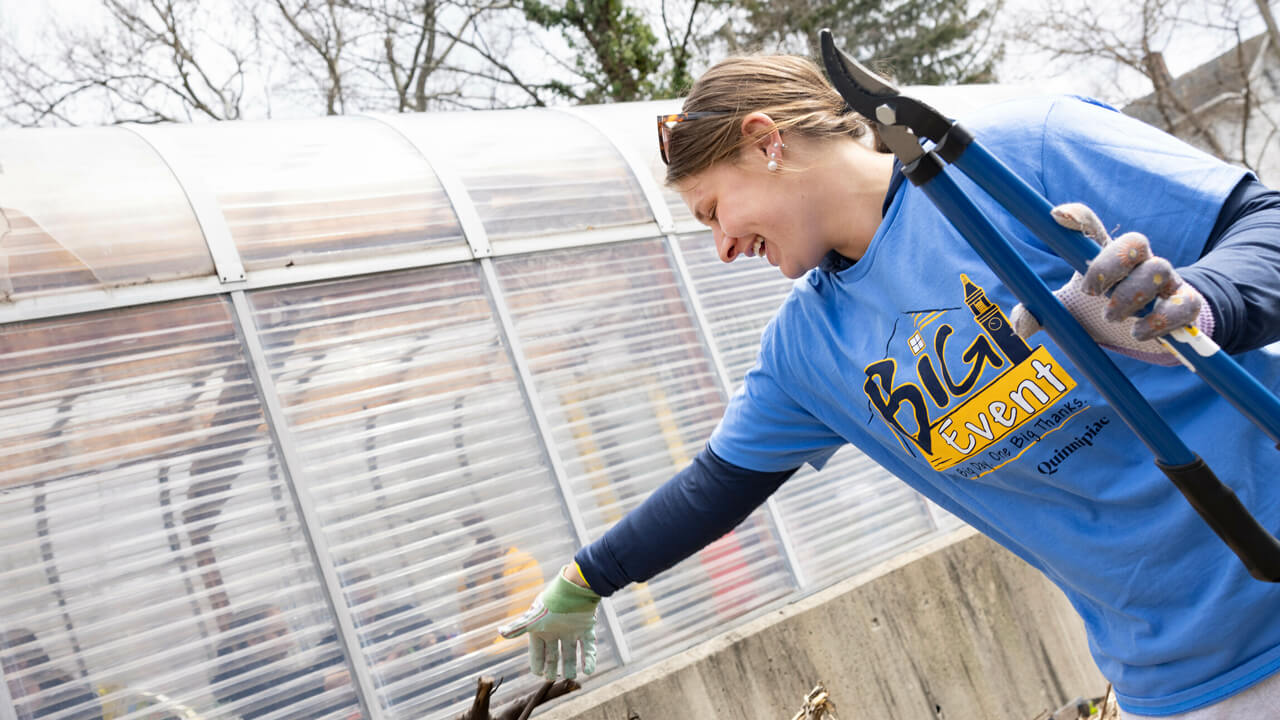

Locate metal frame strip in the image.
[360,112,493,259]
[661,233,810,590]
[0,650,17,720]
[123,124,246,283]
[478,258,633,665]
[553,106,676,234]
[560,108,809,591]
[364,108,634,664]
[489,222,661,257]
[227,290,386,720]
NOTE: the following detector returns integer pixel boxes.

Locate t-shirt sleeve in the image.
[708,347,845,473]
[1035,96,1248,270]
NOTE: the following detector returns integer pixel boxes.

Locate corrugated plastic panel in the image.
[245,265,593,718]
[492,239,795,658]
[391,110,652,240]
[0,298,360,720]
[140,116,465,271]
[0,127,214,300]
[673,231,939,590]
[569,100,696,226]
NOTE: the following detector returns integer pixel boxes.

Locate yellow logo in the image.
[862,275,1076,471]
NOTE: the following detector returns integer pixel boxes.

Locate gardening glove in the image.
[1010,202,1213,366]
[498,566,599,680]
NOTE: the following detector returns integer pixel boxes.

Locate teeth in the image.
[753,238,763,257]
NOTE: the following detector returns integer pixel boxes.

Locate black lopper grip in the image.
[1158,456,1280,582]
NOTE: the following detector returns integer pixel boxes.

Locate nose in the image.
[715,228,747,263]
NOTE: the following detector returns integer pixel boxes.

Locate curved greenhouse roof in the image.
[0,87,1026,720]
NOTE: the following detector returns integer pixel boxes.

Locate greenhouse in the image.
[0,88,1015,720]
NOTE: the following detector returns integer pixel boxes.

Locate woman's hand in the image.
[1010,203,1213,366]
[498,566,600,680]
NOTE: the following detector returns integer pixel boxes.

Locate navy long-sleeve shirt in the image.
[575,175,1280,597]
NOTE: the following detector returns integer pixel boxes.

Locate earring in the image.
[767,151,778,172]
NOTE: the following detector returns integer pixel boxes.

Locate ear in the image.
[740,112,783,162]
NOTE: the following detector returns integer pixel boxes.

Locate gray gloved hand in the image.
[498,566,600,680]
[1010,203,1213,366]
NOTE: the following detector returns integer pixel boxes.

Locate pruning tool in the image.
[818,29,1280,581]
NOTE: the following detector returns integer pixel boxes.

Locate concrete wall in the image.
[543,528,1106,720]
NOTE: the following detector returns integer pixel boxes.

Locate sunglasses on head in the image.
[656,111,732,165]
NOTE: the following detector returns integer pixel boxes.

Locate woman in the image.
[501,54,1280,719]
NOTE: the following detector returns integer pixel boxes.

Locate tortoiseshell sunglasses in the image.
[656,111,732,165]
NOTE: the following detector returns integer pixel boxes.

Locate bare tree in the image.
[659,0,731,97]
[0,0,256,125]
[262,0,356,115]
[1011,0,1280,180]
[0,0,575,126]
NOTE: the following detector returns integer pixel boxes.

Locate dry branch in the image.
[455,675,580,720]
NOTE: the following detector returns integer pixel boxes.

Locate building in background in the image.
[1125,33,1280,184]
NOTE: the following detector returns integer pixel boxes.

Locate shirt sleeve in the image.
[1178,176,1280,354]
[1034,96,1248,273]
[707,326,846,473]
[573,445,799,597]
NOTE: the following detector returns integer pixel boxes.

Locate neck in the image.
[819,142,895,261]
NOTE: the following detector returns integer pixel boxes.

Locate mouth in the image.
[752,238,763,257]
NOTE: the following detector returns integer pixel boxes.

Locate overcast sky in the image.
[0,0,1268,119]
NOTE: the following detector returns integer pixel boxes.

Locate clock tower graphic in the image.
[962,273,1032,364]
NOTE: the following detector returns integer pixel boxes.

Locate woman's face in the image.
[678,150,828,280]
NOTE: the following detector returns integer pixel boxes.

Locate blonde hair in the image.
[663,54,884,186]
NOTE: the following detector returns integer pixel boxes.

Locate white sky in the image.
[0,0,1269,120]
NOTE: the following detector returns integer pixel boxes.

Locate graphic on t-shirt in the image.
[862,274,1077,470]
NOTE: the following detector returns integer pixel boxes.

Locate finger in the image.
[1134,284,1203,341]
[1009,302,1041,340]
[1083,232,1151,296]
[1105,256,1176,322]
[581,624,597,675]
[543,637,561,680]
[562,636,579,680]
[1051,203,1111,246]
[529,635,546,677]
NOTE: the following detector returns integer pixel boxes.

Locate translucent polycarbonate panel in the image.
[0,298,360,720]
[141,116,464,271]
[394,109,652,240]
[674,231,941,590]
[493,239,795,658]
[770,448,939,587]
[571,100,695,226]
[674,231,799,389]
[0,126,214,300]
[246,265,594,719]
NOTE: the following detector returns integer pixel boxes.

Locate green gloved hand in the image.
[498,566,600,680]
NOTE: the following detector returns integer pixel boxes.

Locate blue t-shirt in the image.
[708,96,1280,715]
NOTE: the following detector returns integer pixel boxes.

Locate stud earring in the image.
[768,151,778,172]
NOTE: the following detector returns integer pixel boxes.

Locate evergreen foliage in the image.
[737,0,1004,85]
[521,0,664,103]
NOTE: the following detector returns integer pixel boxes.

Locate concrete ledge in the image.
[543,528,1104,720]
